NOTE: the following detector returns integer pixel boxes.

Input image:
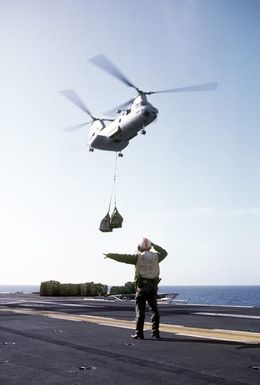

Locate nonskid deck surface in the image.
[0,294,260,385]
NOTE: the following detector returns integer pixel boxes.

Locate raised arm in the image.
[151,242,168,262]
[104,253,138,265]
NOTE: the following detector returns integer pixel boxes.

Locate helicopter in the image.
[61,55,217,156]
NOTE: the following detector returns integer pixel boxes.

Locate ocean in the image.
[0,285,40,294]
[0,285,259,307]
[160,285,260,307]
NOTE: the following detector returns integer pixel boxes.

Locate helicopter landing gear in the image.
[89,147,94,152]
[141,129,146,135]
[118,152,123,158]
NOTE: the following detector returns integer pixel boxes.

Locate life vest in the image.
[135,251,160,279]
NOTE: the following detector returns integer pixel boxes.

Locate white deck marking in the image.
[1,307,260,344]
[193,312,260,320]
[0,300,100,308]
[22,301,97,307]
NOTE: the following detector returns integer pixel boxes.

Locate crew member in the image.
[104,238,167,339]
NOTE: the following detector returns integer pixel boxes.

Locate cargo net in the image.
[99,154,123,232]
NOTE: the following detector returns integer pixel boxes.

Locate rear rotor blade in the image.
[89,54,138,91]
[102,118,115,122]
[60,89,94,118]
[104,97,135,116]
[149,82,218,95]
[63,121,92,132]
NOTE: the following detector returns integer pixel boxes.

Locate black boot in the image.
[151,331,160,339]
[131,331,144,340]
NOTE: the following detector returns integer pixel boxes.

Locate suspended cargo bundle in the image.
[110,206,123,229]
[99,154,123,232]
[99,212,112,232]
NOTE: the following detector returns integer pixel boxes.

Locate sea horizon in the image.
[0,284,260,307]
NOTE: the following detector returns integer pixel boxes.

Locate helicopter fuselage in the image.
[62,54,217,155]
[88,94,158,152]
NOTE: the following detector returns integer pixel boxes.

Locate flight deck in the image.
[0,293,260,385]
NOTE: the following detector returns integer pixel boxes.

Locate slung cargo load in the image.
[99,212,113,232]
[99,154,123,232]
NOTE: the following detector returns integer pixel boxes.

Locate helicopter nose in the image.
[152,107,159,116]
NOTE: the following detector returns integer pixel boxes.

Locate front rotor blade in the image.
[89,54,138,90]
[63,121,92,132]
[60,89,94,118]
[149,82,218,94]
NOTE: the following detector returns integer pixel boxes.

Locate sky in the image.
[0,0,260,286]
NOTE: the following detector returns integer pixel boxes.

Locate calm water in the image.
[160,285,260,307]
[0,285,39,294]
[0,285,259,307]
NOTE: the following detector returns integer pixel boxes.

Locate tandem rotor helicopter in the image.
[61,54,218,157]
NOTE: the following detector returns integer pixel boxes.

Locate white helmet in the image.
[138,237,151,252]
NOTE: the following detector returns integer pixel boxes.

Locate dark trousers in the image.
[135,281,160,335]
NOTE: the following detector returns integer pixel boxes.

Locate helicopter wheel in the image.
[89,147,94,152]
[141,129,146,135]
[118,152,123,158]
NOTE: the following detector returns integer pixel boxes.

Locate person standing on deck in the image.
[104,238,167,339]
